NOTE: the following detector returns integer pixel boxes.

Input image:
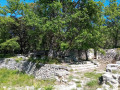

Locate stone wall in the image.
[97,49,118,60]
[28,49,120,62]
[63,49,120,61]
[0,58,70,80]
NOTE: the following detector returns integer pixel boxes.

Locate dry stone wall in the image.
[0,58,70,80]
[97,49,118,60]
[57,49,120,62]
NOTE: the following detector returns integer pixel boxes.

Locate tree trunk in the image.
[85,50,88,60]
[78,50,82,60]
[94,49,97,59]
[114,29,119,48]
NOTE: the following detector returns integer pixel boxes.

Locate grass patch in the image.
[86,80,98,87]
[0,68,55,89]
[77,84,81,87]
[14,57,24,62]
[43,85,54,90]
[84,72,102,89]
[84,72,102,79]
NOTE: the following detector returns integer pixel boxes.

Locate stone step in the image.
[73,67,97,72]
[71,64,97,67]
[70,64,95,67]
[70,65,96,69]
[71,65,97,70]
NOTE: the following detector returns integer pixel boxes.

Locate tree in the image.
[105,0,120,48]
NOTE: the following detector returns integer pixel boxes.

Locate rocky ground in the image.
[54,60,120,90]
[0,57,120,90]
[54,60,103,90]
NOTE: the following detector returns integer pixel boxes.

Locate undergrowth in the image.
[29,57,60,64]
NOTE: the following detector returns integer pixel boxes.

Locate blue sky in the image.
[0,0,34,6]
[0,0,120,6]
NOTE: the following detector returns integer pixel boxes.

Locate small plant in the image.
[77,84,81,87]
[70,69,73,72]
[68,75,74,81]
[43,85,54,90]
[75,81,81,83]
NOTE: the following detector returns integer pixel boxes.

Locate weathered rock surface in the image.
[106,64,120,72]
[99,63,120,90]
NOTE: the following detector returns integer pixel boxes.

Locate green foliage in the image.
[0,37,20,51]
[60,42,69,50]
[0,0,120,56]
[104,0,120,48]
